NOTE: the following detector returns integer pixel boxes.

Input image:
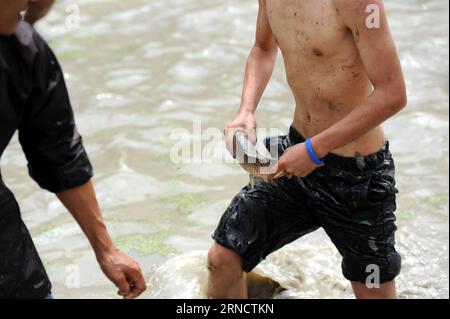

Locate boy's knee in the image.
[207,243,243,274]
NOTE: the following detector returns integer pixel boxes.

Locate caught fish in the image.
[233,130,277,187]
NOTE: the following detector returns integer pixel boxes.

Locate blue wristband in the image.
[306,138,324,165]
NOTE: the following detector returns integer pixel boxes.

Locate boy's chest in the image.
[265,0,347,58]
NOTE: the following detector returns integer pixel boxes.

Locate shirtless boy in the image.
[209,0,407,299]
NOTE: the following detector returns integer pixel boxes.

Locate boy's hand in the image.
[268,142,323,179]
[224,111,257,158]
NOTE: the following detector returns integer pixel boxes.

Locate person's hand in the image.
[224,111,257,158]
[97,248,147,299]
[268,142,323,179]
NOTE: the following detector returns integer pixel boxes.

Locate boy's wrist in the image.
[311,135,330,159]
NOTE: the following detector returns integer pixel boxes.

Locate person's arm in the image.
[225,0,278,154]
[25,0,55,25]
[18,27,146,298]
[238,0,278,115]
[270,0,407,179]
[312,0,407,158]
[56,181,146,299]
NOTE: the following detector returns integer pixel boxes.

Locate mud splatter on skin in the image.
[341,64,355,71]
[354,27,361,43]
[328,102,338,111]
[313,48,323,56]
[327,101,345,111]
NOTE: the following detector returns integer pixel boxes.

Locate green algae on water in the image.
[162,193,206,214]
[114,231,178,256]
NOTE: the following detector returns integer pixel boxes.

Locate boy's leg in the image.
[351,280,397,299]
[313,143,401,299]
[207,243,247,299]
[208,136,320,299]
[208,177,319,299]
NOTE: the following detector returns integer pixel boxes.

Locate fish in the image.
[233,130,277,187]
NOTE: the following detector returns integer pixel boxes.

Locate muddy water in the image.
[1,0,448,298]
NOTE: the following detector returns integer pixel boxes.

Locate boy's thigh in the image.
[319,191,401,285]
[212,177,319,273]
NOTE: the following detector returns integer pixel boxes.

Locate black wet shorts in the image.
[212,126,401,284]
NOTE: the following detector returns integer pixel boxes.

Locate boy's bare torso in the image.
[266,0,385,157]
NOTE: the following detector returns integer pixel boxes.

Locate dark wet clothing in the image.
[213,126,401,283]
[0,22,93,298]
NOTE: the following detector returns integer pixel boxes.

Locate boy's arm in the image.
[25,0,55,25]
[225,0,278,153]
[312,0,407,158]
[238,0,278,115]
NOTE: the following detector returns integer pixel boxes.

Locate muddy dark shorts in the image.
[212,126,401,284]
